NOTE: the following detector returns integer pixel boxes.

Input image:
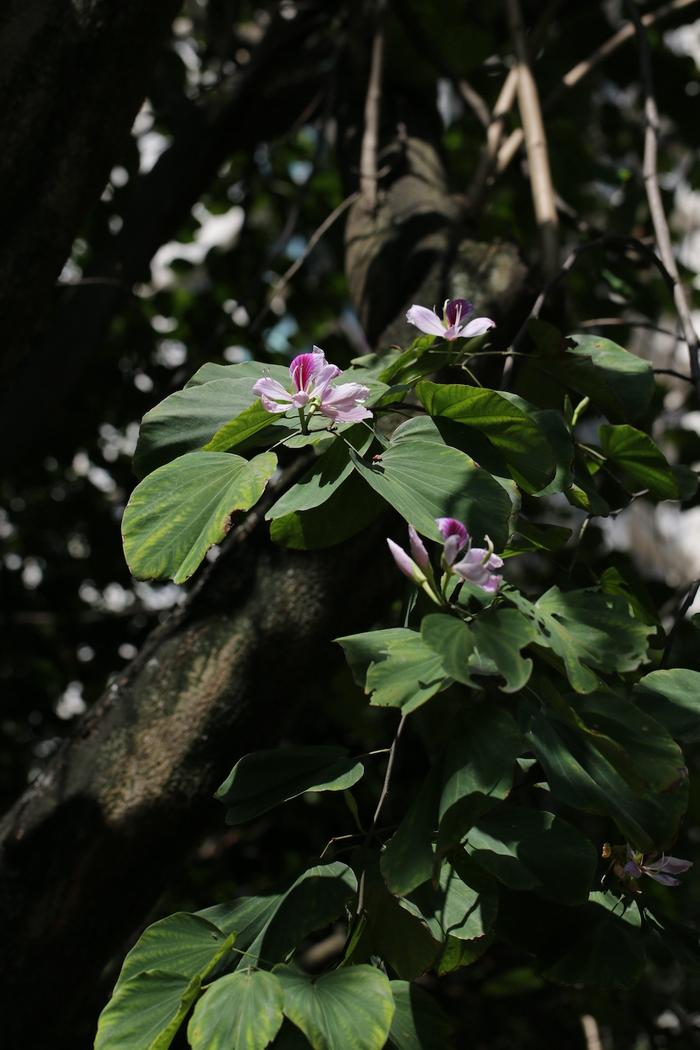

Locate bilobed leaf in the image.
[118,913,235,985]
[243,862,357,968]
[416,381,555,492]
[465,803,596,905]
[381,768,443,896]
[349,438,512,548]
[421,615,476,686]
[364,633,448,714]
[533,331,654,421]
[507,586,654,692]
[215,746,365,824]
[469,609,536,693]
[411,853,498,943]
[634,669,700,742]
[267,428,372,519]
[275,964,395,1050]
[270,471,384,549]
[205,400,287,453]
[543,893,647,989]
[599,424,679,499]
[188,970,284,1050]
[122,451,277,583]
[95,971,202,1050]
[438,707,523,847]
[387,981,452,1050]
[353,863,440,978]
[527,708,688,849]
[186,361,291,389]
[337,628,449,714]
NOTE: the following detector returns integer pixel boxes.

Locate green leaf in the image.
[133,378,285,478]
[527,706,688,849]
[349,438,512,548]
[416,381,555,492]
[243,863,358,968]
[387,981,452,1050]
[270,471,384,549]
[337,628,449,714]
[122,451,276,583]
[503,518,572,556]
[423,609,535,693]
[267,428,373,519]
[507,586,654,692]
[411,853,498,942]
[353,863,440,978]
[634,669,700,743]
[381,768,443,896]
[534,332,655,421]
[204,399,288,453]
[215,746,365,824]
[364,633,448,714]
[438,707,523,847]
[599,424,679,499]
[185,361,291,389]
[197,895,282,947]
[118,913,235,985]
[436,931,494,976]
[543,894,647,989]
[188,971,284,1050]
[275,965,395,1050]
[465,803,597,905]
[95,971,202,1050]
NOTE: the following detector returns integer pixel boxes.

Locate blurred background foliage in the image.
[3,0,700,1045]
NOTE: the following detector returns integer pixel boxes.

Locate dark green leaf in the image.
[387,981,452,1050]
[216,746,365,824]
[634,669,700,743]
[270,470,384,549]
[95,972,202,1050]
[599,424,679,499]
[411,853,498,942]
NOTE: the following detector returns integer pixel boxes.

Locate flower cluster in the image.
[406,298,495,341]
[253,347,371,428]
[387,516,503,599]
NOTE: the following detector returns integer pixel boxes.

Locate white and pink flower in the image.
[253,347,371,425]
[406,298,495,341]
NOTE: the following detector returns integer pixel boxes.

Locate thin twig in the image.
[355,712,407,916]
[360,0,386,210]
[253,190,360,329]
[662,580,700,667]
[496,0,700,175]
[654,367,695,383]
[506,0,559,275]
[627,0,700,400]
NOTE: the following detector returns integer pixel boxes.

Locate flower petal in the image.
[387,538,424,583]
[319,382,372,422]
[444,298,473,328]
[405,304,446,337]
[408,526,430,572]
[458,316,496,338]
[436,517,469,565]
[253,377,293,414]
[290,351,327,393]
[645,871,682,886]
[452,548,503,592]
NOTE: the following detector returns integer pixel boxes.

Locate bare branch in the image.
[507,0,559,275]
[360,1,386,210]
[496,0,700,176]
[627,0,700,399]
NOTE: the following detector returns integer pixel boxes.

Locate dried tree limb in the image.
[465,1,559,209]
[506,0,559,275]
[496,0,700,176]
[359,0,386,210]
[627,0,700,399]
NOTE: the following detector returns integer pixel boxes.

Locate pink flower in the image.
[436,517,503,593]
[624,848,693,887]
[253,347,371,424]
[386,527,440,603]
[406,298,495,341]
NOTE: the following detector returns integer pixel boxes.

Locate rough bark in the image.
[0,488,394,1047]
